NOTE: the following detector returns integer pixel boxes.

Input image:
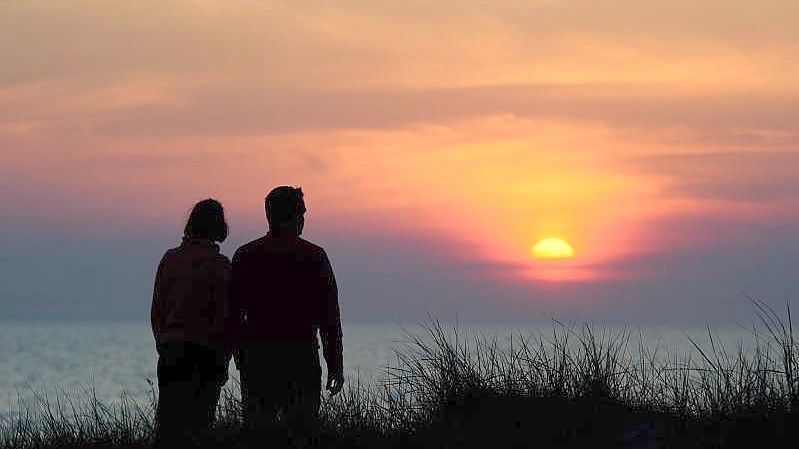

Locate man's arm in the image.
[318,250,344,395]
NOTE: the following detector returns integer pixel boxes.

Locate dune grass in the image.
[1,298,797,448]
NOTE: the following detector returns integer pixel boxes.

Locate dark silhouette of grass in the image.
[1,298,797,448]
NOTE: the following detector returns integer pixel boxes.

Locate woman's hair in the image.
[184,198,228,242]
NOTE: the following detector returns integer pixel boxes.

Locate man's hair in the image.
[265,186,306,228]
[184,198,228,242]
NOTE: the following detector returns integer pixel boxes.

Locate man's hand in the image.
[326,371,344,396]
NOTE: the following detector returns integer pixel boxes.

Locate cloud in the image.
[3,79,797,143]
[626,151,799,203]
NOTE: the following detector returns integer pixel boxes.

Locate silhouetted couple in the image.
[150,187,344,447]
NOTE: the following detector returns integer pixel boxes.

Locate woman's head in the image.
[184,198,228,242]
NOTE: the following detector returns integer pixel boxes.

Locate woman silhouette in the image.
[150,199,232,445]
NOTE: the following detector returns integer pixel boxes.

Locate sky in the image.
[1,0,798,324]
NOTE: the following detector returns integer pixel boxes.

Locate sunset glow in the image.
[2,0,798,321]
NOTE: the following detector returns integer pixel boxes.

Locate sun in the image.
[532,238,575,259]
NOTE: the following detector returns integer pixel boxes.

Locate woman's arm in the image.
[208,256,233,349]
[150,255,167,344]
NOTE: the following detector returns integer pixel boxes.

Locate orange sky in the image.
[1,1,798,321]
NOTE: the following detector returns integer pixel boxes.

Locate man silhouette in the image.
[231,186,343,445]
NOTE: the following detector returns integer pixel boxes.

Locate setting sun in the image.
[532,238,576,259]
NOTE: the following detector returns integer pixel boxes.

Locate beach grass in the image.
[2,298,797,448]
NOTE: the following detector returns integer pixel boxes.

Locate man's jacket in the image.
[230,233,343,375]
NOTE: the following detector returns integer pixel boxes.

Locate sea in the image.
[0,320,760,419]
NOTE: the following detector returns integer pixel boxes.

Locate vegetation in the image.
[2,298,797,448]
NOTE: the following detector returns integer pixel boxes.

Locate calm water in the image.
[0,320,756,417]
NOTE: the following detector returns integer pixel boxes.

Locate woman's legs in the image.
[156,342,195,445]
[156,342,226,446]
[196,343,228,428]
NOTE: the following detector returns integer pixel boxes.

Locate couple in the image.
[150,186,344,446]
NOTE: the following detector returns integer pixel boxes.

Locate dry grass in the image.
[1,298,797,448]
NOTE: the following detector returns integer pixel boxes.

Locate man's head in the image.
[265,186,306,236]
